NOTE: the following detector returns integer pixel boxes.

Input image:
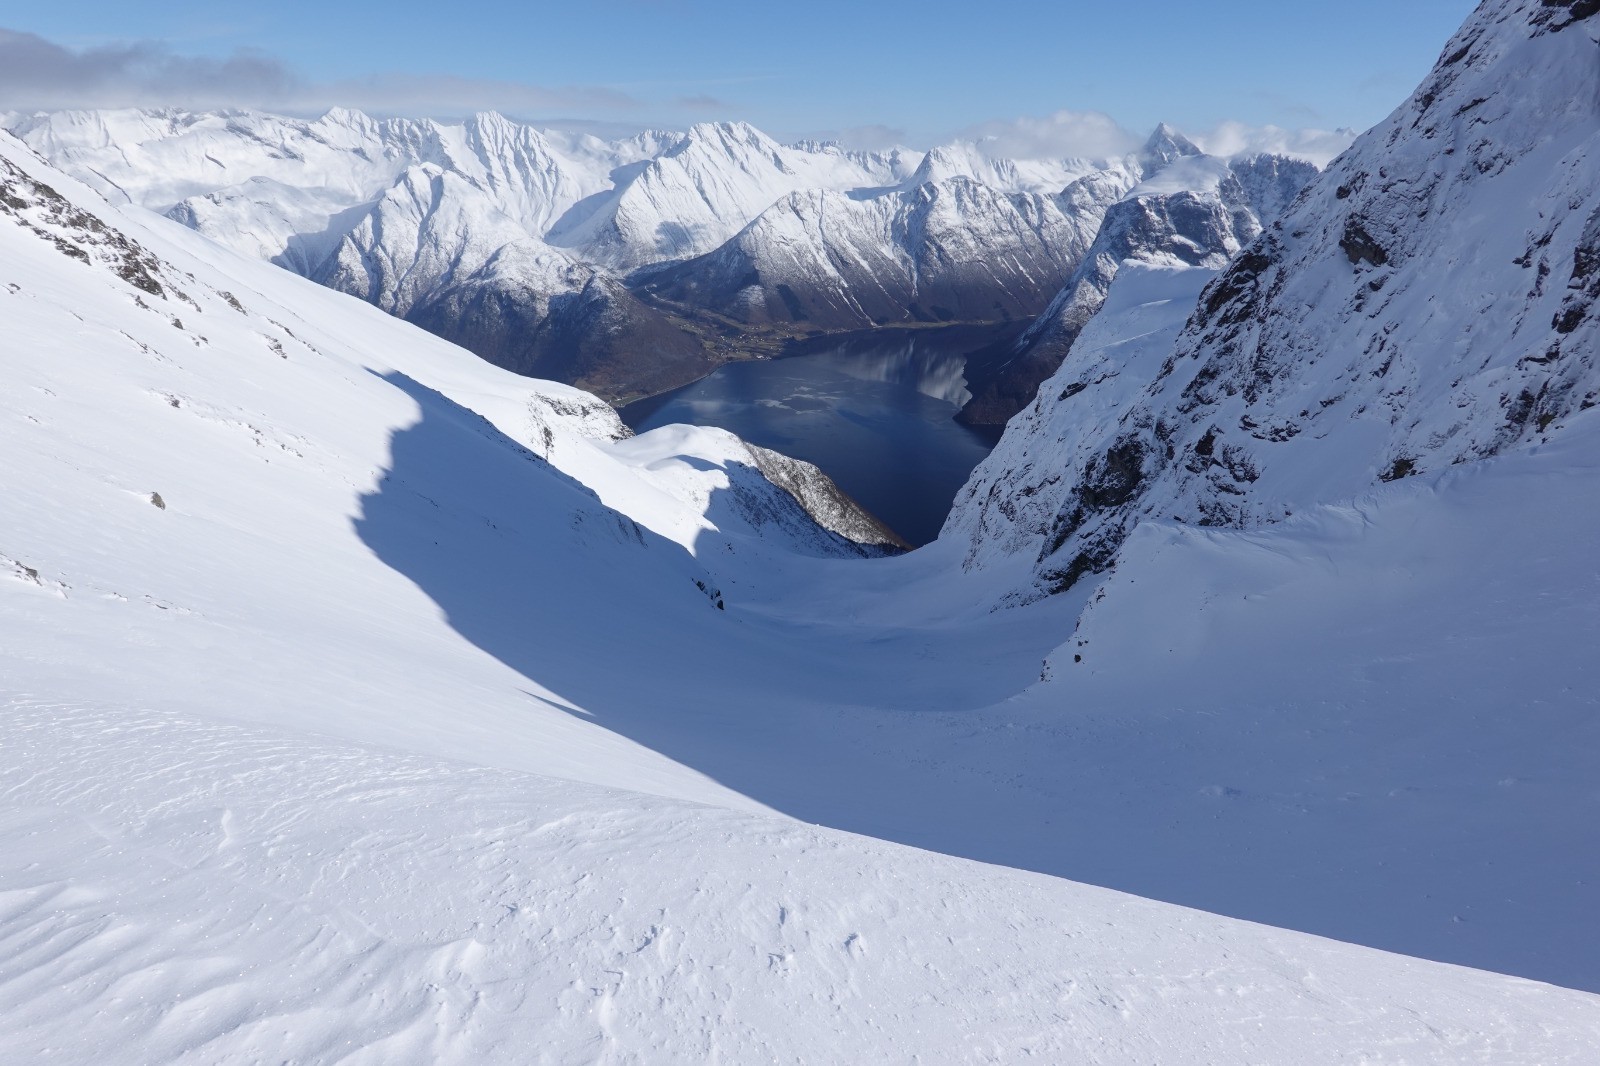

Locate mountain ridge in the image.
[8,107,1323,410]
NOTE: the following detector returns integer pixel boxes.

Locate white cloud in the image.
[953,109,1141,161]
[0,28,637,117]
[0,28,1366,168]
[797,124,911,152]
[1190,120,1359,168]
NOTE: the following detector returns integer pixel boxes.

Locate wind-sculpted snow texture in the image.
[8,701,1598,1065]
[951,0,1600,598]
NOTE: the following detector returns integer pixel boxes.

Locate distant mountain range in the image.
[4,107,1319,420]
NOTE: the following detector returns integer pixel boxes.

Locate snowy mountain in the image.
[957,130,1317,424]
[544,120,915,270]
[5,0,1600,1049]
[905,138,1100,194]
[311,162,722,402]
[11,118,1598,1061]
[949,0,1600,594]
[5,116,1598,1060]
[637,176,1105,332]
[6,107,1314,408]
[635,128,1313,396]
[4,107,665,255]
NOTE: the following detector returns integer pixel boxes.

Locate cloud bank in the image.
[0,29,1361,167]
[1190,120,1358,168]
[956,108,1142,160]
[0,29,636,117]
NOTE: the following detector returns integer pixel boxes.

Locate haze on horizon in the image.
[2,0,1474,159]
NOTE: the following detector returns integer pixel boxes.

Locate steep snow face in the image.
[952,0,1600,593]
[418,111,662,236]
[1229,152,1321,228]
[957,149,1303,425]
[948,263,1218,577]
[319,164,590,320]
[641,176,1105,330]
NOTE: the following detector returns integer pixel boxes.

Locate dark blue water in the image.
[620,329,1005,546]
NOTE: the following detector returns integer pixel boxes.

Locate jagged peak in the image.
[1142,122,1203,166]
[682,120,780,151]
[906,141,1002,184]
[317,106,377,128]
[462,110,530,137]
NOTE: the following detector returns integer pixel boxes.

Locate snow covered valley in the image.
[4,0,1600,1060]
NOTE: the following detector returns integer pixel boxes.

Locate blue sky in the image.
[2,0,1478,150]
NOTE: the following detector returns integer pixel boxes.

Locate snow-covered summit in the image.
[1141,121,1204,167]
[903,139,1099,195]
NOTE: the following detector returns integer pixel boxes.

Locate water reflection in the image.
[621,327,1009,547]
[798,331,975,405]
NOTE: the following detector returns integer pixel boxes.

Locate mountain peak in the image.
[1142,123,1203,166]
[685,120,776,148]
[317,106,377,131]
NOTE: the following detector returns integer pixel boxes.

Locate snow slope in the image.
[0,128,882,797]
[5,0,1600,1051]
[7,698,1597,1064]
[6,96,1600,1059]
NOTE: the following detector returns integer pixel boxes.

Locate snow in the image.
[10,700,1597,1065]
[3,0,1600,1055]
[903,139,1100,195]
[641,176,1106,331]
[6,119,1599,1058]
